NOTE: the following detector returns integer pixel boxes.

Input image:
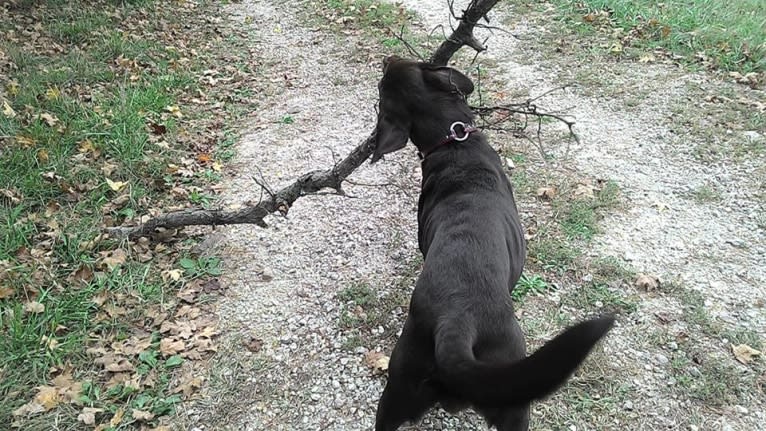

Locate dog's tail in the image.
[435,315,615,407]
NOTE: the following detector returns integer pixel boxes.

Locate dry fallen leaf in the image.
[52,373,82,404]
[110,408,125,427]
[364,351,390,373]
[106,178,128,192]
[243,336,263,353]
[131,409,154,421]
[573,182,595,199]
[39,112,59,127]
[12,401,45,417]
[95,353,135,372]
[15,135,36,148]
[45,87,61,101]
[13,385,60,417]
[732,344,761,364]
[77,407,103,425]
[536,187,557,200]
[164,269,183,282]
[160,338,186,356]
[101,249,127,270]
[635,274,660,291]
[173,376,203,397]
[0,286,15,299]
[24,301,46,314]
[2,100,16,118]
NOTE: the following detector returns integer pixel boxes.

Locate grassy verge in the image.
[0,0,256,428]
[549,0,766,74]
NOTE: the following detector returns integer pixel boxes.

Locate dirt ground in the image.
[181,1,766,430]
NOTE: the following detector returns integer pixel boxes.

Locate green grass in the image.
[0,0,248,427]
[690,184,723,203]
[552,0,766,73]
[513,274,551,301]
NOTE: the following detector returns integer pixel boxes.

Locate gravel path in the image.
[188,1,766,430]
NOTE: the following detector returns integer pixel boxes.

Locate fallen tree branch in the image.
[107,134,374,238]
[109,0,564,239]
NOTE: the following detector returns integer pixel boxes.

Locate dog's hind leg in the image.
[375,380,434,431]
[375,320,436,431]
[489,406,530,431]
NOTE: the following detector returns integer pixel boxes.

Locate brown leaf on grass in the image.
[0,286,15,299]
[41,335,59,351]
[23,301,45,314]
[69,265,94,285]
[363,351,390,373]
[15,135,36,148]
[243,336,263,353]
[164,269,184,283]
[51,373,82,404]
[12,385,59,416]
[536,186,556,200]
[91,291,109,307]
[38,112,59,127]
[175,305,201,319]
[635,274,660,291]
[12,401,46,417]
[110,408,125,427]
[732,344,761,364]
[100,248,127,270]
[148,122,167,135]
[2,100,16,118]
[131,409,154,421]
[173,376,203,397]
[94,353,134,373]
[113,336,153,356]
[106,372,130,390]
[106,178,128,192]
[1,187,23,205]
[573,182,595,199]
[77,407,103,425]
[160,338,186,356]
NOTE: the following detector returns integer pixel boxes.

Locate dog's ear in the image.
[422,66,474,96]
[371,115,410,163]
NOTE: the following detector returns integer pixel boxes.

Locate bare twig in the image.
[391,24,425,61]
[471,84,581,160]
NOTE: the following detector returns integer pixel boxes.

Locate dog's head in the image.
[371,56,475,163]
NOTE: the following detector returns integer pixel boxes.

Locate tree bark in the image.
[429,0,502,66]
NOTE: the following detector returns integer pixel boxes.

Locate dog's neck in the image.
[409,98,475,157]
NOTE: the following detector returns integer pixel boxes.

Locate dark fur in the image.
[371,57,615,431]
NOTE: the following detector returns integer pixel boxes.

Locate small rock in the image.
[734,405,749,414]
[623,400,634,411]
[656,353,669,365]
[743,130,763,141]
[505,157,515,169]
[261,268,274,281]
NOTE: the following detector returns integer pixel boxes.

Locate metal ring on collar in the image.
[450,121,470,142]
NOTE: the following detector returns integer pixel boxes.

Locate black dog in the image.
[370,56,615,431]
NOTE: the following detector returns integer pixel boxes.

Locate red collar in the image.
[418,121,478,160]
